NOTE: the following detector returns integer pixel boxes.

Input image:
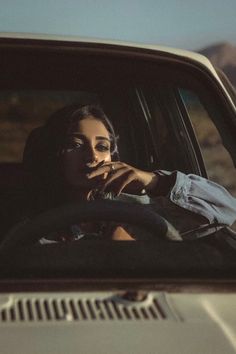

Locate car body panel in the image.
[0,291,236,354]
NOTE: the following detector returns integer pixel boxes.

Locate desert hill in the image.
[198,42,236,86]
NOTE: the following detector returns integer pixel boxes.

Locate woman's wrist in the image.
[144,172,159,194]
[145,170,176,197]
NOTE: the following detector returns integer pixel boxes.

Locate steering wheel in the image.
[1,200,181,251]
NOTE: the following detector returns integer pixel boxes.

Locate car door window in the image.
[179,88,236,198]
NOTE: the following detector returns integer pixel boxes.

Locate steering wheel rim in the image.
[1,200,181,251]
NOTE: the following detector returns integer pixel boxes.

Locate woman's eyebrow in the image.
[70,133,110,142]
[95,136,110,142]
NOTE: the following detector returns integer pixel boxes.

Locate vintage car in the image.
[0,33,236,353]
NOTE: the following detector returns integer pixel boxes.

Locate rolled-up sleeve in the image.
[167,171,236,226]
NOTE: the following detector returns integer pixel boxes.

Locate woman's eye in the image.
[64,142,83,153]
[96,144,110,152]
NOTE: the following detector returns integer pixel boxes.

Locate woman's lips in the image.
[81,161,105,174]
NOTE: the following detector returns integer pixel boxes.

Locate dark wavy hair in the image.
[23,104,119,212]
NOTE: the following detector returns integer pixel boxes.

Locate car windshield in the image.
[0,40,236,281]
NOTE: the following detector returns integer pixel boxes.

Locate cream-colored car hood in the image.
[0,291,236,354]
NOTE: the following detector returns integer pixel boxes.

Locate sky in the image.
[0,0,235,51]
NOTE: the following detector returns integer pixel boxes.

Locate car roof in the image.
[1,32,236,112]
[0,31,219,69]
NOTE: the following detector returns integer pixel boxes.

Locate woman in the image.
[23,104,236,241]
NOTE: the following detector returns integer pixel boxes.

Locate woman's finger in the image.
[115,170,137,195]
[87,162,122,178]
[100,166,131,192]
[101,169,143,195]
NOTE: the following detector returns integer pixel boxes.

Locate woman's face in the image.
[61,116,112,190]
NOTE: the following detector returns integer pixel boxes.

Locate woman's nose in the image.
[84,145,98,163]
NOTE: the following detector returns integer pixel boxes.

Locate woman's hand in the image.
[87,161,159,196]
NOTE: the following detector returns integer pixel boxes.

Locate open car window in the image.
[179,88,236,197]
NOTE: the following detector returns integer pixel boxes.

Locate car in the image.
[0,33,236,354]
